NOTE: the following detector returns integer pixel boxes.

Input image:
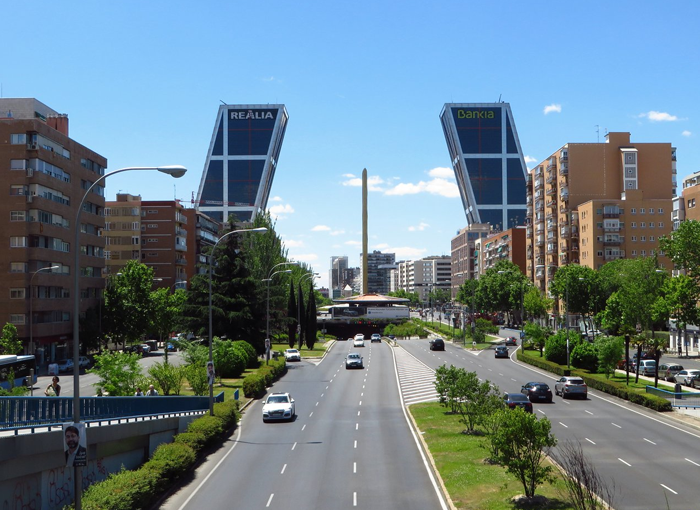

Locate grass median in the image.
[410,402,574,510]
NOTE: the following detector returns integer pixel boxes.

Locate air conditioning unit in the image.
[27,143,38,150]
[26,195,33,203]
[26,168,34,177]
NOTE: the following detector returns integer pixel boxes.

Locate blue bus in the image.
[0,355,37,390]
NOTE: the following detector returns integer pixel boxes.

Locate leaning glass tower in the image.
[195,104,288,223]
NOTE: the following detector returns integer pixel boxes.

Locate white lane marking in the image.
[585,410,594,415]
[660,484,678,495]
[358,411,361,416]
[510,378,517,382]
[359,401,362,406]
[612,423,622,428]
[326,385,329,390]
[643,438,657,445]
[353,462,357,473]
[321,393,324,397]
[618,458,631,466]
[316,402,319,407]
[559,422,569,428]
[537,409,546,416]
[281,464,287,474]
[301,424,306,431]
[309,412,313,418]
[291,442,297,451]
[361,392,364,397]
[356,423,359,430]
[353,492,357,506]
[498,373,504,377]
[585,438,596,445]
[266,494,274,507]
[686,458,700,467]
[354,440,357,449]
[363,385,365,389]
[562,400,570,405]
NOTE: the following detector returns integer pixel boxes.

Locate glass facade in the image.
[440,103,527,230]
[195,105,288,224]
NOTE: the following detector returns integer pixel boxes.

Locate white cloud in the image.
[639,111,679,122]
[283,239,304,248]
[682,130,692,137]
[524,155,538,165]
[427,167,454,179]
[268,203,294,219]
[544,104,562,115]
[329,230,346,236]
[311,225,331,231]
[388,246,428,258]
[373,243,390,250]
[408,222,430,232]
[342,173,355,178]
[270,196,283,202]
[342,175,385,191]
[385,178,459,198]
[291,253,318,262]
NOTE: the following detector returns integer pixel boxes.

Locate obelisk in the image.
[362,168,368,294]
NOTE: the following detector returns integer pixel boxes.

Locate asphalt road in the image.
[160,340,447,510]
[401,334,700,510]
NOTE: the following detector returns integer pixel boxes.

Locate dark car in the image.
[429,338,445,351]
[503,392,533,413]
[494,346,509,358]
[521,382,553,403]
[504,337,517,346]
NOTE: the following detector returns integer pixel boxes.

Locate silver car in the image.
[676,369,700,386]
[554,376,587,399]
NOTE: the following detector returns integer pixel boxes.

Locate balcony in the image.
[559,162,568,175]
[547,222,557,232]
[527,195,533,205]
[570,244,579,252]
[560,228,570,239]
[559,205,569,214]
[546,246,556,254]
[535,179,544,190]
[570,228,579,239]
[546,172,556,184]
[536,270,545,280]
[526,207,532,217]
[559,178,568,188]
[536,236,544,246]
[175,256,187,265]
[603,236,624,246]
[546,187,556,196]
[546,200,556,209]
[559,254,569,264]
[526,227,533,237]
[560,192,569,201]
[605,253,622,261]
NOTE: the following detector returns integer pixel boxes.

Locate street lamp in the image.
[208,227,267,414]
[29,265,60,361]
[73,165,185,509]
[263,267,295,362]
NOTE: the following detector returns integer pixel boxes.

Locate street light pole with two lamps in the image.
[29,265,60,362]
[263,263,297,362]
[72,165,186,509]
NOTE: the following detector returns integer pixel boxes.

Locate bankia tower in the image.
[440,103,528,230]
[195,104,288,223]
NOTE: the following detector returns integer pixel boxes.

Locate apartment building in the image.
[526,132,676,292]
[360,251,395,294]
[392,256,451,303]
[478,227,527,275]
[183,209,222,286]
[450,223,491,298]
[0,98,106,363]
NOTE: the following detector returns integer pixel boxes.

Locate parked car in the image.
[503,392,533,413]
[637,359,657,376]
[676,369,700,386]
[659,363,684,382]
[166,343,177,352]
[504,337,517,346]
[690,376,700,389]
[139,344,151,355]
[345,352,364,369]
[521,382,553,403]
[494,346,509,358]
[78,356,91,369]
[284,349,301,362]
[262,392,296,422]
[56,359,74,373]
[429,337,445,351]
[371,333,382,343]
[554,376,588,399]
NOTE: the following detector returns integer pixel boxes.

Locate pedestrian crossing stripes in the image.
[394,347,440,406]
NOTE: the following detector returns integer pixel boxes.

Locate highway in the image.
[401,335,700,510]
[160,340,447,510]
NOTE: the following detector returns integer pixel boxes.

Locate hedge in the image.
[242,357,287,398]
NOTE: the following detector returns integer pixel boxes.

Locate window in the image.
[10,314,25,325]
[597,251,603,257]
[632,250,637,256]
[649,208,655,214]
[631,222,637,228]
[650,236,655,242]
[10,236,27,247]
[658,208,664,214]
[650,222,655,228]
[641,236,646,241]
[596,222,603,229]
[10,134,27,144]
[132,236,140,245]
[631,236,637,242]
[10,185,28,196]
[10,159,26,170]
[10,262,27,273]
[596,208,603,215]
[659,222,664,228]
[640,208,645,214]
[641,222,646,228]
[631,208,636,214]
[148,224,157,228]
[10,211,26,221]
[641,250,647,256]
[10,288,26,299]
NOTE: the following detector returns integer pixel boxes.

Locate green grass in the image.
[410,403,574,510]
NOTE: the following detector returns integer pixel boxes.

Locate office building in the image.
[526,132,676,291]
[361,251,395,294]
[450,223,491,298]
[329,256,349,299]
[440,103,528,230]
[0,98,106,362]
[195,104,288,224]
[393,256,452,303]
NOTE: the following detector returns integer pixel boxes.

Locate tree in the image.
[659,220,700,283]
[545,329,583,365]
[150,288,187,363]
[549,264,599,329]
[0,323,22,355]
[90,351,143,396]
[296,282,305,349]
[596,336,624,378]
[148,362,186,396]
[287,281,297,348]
[553,440,617,510]
[653,274,700,358]
[490,409,557,499]
[305,281,317,349]
[387,289,420,307]
[434,366,500,434]
[523,287,552,322]
[523,322,548,357]
[571,342,598,372]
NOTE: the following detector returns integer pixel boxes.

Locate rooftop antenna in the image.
[498,94,502,103]
[595,125,600,143]
[174,184,176,200]
[220,100,227,105]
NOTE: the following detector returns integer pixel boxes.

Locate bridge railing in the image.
[0,393,225,430]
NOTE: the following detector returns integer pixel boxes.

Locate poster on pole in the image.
[63,422,87,467]
[207,361,215,387]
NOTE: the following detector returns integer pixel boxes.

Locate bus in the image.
[0,355,37,390]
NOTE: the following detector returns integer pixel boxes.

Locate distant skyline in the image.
[3,1,698,289]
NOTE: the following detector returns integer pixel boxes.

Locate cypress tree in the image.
[287,280,297,348]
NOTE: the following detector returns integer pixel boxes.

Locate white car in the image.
[353,337,365,347]
[284,348,301,362]
[262,392,296,422]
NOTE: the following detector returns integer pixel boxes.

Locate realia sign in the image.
[229,109,277,120]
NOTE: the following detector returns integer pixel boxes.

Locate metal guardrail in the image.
[1,393,225,430]
[645,385,700,408]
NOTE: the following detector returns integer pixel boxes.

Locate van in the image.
[638,359,657,376]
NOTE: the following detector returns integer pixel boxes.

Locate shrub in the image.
[80,466,161,510]
[174,432,207,453]
[186,415,224,445]
[233,340,259,368]
[242,373,266,398]
[213,400,241,429]
[213,340,246,378]
[149,442,196,479]
[185,363,209,396]
[571,341,598,372]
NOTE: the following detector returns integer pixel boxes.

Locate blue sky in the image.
[3,1,699,289]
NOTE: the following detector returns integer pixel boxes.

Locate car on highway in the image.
[371,333,382,343]
[56,359,74,373]
[262,392,296,422]
[504,337,517,346]
[521,382,553,403]
[554,376,588,399]
[429,337,445,351]
[494,345,509,358]
[503,392,533,413]
[284,349,301,362]
[676,369,700,386]
[353,337,365,348]
[345,352,364,369]
[659,363,684,382]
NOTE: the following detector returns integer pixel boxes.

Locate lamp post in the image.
[208,227,267,414]
[263,266,295,362]
[73,165,186,509]
[297,273,318,349]
[29,265,60,362]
